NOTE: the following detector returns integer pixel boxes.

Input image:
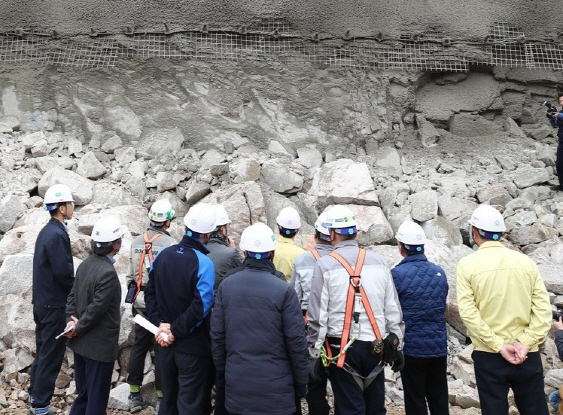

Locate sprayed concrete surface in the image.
[2,0,562,39]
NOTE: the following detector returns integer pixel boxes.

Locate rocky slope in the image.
[0,60,562,413]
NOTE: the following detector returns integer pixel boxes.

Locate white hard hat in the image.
[314,212,330,236]
[214,204,231,227]
[148,199,175,222]
[468,204,506,233]
[91,216,124,243]
[396,220,426,246]
[44,184,74,209]
[239,222,277,253]
[322,205,357,230]
[276,207,301,230]
[184,203,217,234]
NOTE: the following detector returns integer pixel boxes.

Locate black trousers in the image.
[29,306,67,408]
[127,321,161,390]
[557,141,563,186]
[400,355,449,415]
[306,374,330,415]
[472,351,549,415]
[328,345,385,415]
[158,348,214,415]
[69,352,114,415]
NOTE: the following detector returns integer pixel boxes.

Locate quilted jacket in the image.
[391,254,448,357]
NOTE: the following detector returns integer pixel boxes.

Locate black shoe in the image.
[550,185,563,191]
[129,393,146,413]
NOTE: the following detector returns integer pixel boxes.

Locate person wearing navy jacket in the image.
[211,222,309,415]
[29,184,75,415]
[547,92,563,191]
[145,203,216,415]
[391,221,449,415]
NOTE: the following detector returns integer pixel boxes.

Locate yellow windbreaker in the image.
[456,241,551,353]
[273,236,305,282]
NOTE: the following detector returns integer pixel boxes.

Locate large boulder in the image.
[136,128,184,159]
[421,216,463,247]
[260,159,304,194]
[335,204,394,245]
[409,190,438,222]
[449,114,503,137]
[37,167,94,206]
[0,194,26,233]
[309,159,379,210]
[76,205,148,237]
[76,151,107,179]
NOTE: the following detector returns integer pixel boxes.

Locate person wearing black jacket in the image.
[145,203,216,415]
[64,216,124,415]
[547,92,563,191]
[211,222,309,415]
[29,184,75,415]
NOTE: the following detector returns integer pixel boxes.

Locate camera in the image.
[553,308,563,320]
[544,101,558,117]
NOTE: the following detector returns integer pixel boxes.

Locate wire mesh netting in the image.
[0,21,562,71]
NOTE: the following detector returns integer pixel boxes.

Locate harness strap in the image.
[310,248,321,261]
[135,232,163,300]
[328,249,382,368]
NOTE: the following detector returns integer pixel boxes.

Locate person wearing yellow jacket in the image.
[457,204,551,415]
[274,206,305,281]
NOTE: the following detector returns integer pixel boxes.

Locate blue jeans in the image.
[549,390,561,411]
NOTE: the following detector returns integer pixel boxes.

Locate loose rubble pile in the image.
[1,63,563,414]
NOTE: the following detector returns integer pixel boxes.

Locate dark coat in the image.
[211,259,309,415]
[145,235,215,356]
[66,255,121,362]
[391,253,448,358]
[33,218,74,308]
[206,236,243,293]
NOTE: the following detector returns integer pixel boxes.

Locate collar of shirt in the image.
[477,240,504,250]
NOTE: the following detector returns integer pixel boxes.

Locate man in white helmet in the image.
[274,206,305,281]
[457,204,551,415]
[211,222,308,415]
[290,212,334,415]
[206,204,243,294]
[125,199,177,412]
[145,203,216,415]
[28,184,75,415]
[307,205,403,415]
[391,220,449,415]
[63,216,124,415]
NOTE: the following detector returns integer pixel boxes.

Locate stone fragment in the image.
[37,167,94,206]
[136,128,184,159]
[421,216,463,247]
[101,135,123,153]
[309,159,379,209]
[185,181,211,205]
[476,185,512,206]
[0,194,25,233]
[296,147,323,169]
[67,138,83,156]
[261,159,303,194]
[512,167,550,189]
[230,158,261,183]
[156,172,177,193]
[409,190,438,222]
[76,151,106,179]
[31,139,50,157]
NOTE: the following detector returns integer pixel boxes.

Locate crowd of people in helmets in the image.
[28,183,555,415]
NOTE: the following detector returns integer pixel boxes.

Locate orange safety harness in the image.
[324,248,383,368]
[132,232,163,302]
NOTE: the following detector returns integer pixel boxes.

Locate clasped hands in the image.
[499,342,529,365]
[156,322,175,347]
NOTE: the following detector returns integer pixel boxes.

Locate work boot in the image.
[129,393,146,413]
[30,408,54,415]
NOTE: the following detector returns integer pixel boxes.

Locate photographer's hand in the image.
[554,317,563,331]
